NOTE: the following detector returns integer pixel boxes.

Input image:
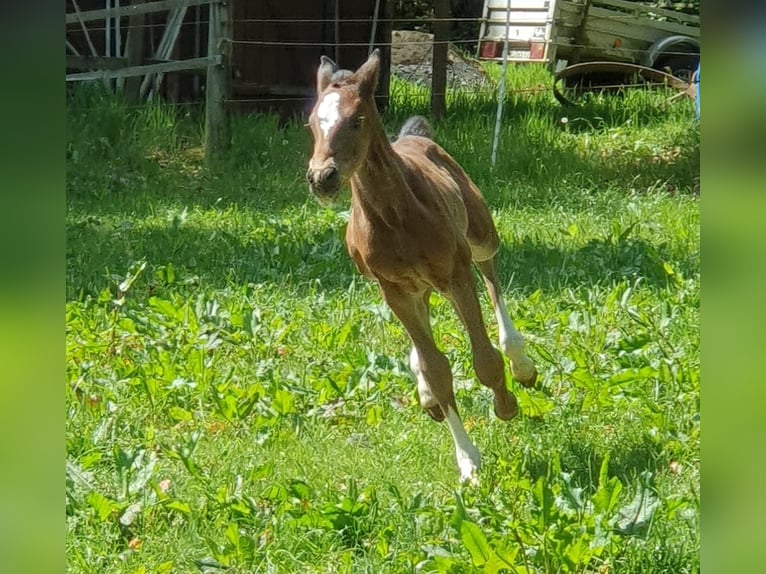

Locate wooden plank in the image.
[115,0,124,91]
[141,2,190,99]
[66,54,188,71]
[482,57,550,63]
[70,0,99,57]
[557,1,585,24]
[568,0,592,65]
[66,39,81,56]
[558,0,699,31]
[231,81,313,97]
[558,33,646,62]
[65,0,215,25]
[593,0,700,25]
[476,0,491,58]
[105,0,112,59]
[486,8,552,17]
[115,0,122,58]
[485,0,555,9]
[486,18,551,26]
[546,0,563,65]
[431,0,449,120]
[193,2,202,97]
[205,0,231,162]
[588,6,699,37]
[124,0,147,102]
[66,56,219,81]
[66,54,128,70]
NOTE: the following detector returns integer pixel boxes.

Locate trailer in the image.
[477,0,700,81]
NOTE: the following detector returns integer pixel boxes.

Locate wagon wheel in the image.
[654,52,699,84]
[553,61,690,107]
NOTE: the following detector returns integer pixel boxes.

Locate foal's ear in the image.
[317,55,338,94]
[354,49,380,100]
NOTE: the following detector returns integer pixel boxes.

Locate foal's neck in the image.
[350,107,410,227]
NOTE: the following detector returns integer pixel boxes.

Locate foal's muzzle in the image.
[306,165,340,204]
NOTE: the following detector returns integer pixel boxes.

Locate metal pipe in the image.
[194,3,201,97]
[334,0,340,64]
[368,0,380,56]
[105,0,112,90]
[491,0,512,168]
[105,0,111,59]
[115,0,124,91]
[115,0,121,57]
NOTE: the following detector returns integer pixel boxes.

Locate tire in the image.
[654,52,700,82]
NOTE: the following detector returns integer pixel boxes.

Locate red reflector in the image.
[480,41,501,58]
[530,42,545,59]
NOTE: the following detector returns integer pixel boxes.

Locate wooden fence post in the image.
[430,0,449,121]
[124,0,146,103]
[205,0,231,163]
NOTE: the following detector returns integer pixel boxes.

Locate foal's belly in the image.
[346,220,465,294]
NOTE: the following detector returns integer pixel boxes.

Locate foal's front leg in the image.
[380,281,481,483]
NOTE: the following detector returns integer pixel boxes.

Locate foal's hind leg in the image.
[460,190,537,389]
[446,261,519,421]
[475,258,537,388]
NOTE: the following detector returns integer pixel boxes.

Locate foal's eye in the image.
[350,116,364,130]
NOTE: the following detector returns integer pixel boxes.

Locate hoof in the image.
[425,404,445,422]
[460,468,480,487]
[514,365,538,389]
[457,449,481,486]
[494,391,518,421]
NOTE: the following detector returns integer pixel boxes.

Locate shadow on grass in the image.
[66,209,692,302]
[522,425,664,490]
[66,212,359,301]
[494,235,696,295]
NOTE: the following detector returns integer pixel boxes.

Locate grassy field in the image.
[66,65,699,573]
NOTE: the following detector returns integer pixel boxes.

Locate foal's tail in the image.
[397,116,434,140]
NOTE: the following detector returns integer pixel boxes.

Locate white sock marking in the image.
[410,347,437,409]
[444,406,481,484]
[495,298,535,381]
[317,92,341,137]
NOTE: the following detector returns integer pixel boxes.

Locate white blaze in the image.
[317,92,341,137]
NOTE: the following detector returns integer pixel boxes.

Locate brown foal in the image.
[305,50,537,483]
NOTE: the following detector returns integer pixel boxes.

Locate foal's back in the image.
[393,130,500,263]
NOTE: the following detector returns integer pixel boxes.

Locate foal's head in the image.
[306,50,381,206]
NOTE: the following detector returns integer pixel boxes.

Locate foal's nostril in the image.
[307,165,339,194]
[324,166,339,184]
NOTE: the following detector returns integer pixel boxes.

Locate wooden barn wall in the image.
[66,0,391,120]
[230,0,391,119]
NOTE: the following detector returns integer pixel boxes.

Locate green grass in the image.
[66,65,699,573]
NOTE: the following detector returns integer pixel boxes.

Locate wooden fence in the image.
[65,0,231,163]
